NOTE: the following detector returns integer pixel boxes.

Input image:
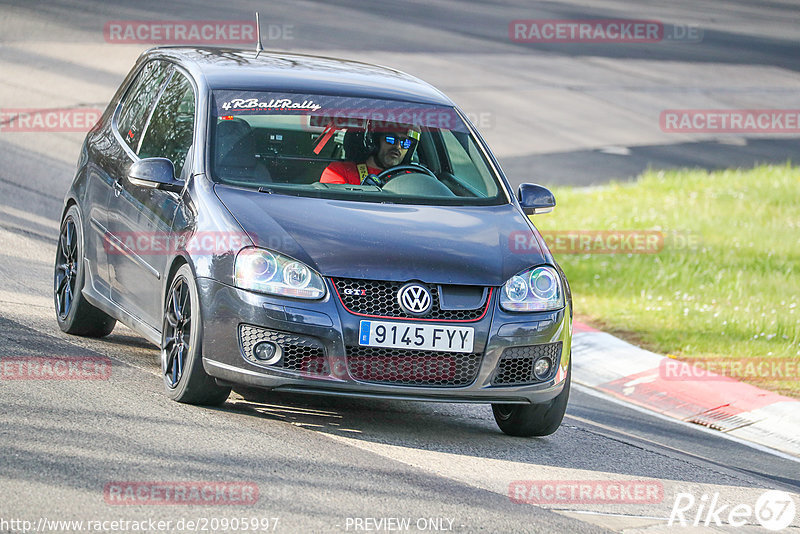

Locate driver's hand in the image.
[362,174,383,187]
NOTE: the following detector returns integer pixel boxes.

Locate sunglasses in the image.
[382,135,414,149]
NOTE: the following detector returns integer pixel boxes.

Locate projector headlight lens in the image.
[500,266,564,312]
[235,248,325,299]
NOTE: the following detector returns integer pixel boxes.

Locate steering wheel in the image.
[375,164,437,185]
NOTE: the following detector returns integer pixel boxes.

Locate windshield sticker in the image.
[220,97,321,112]
[212,91,469,132]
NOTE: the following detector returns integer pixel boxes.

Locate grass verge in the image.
[532,164,799,397]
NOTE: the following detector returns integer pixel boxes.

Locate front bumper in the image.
[197,278,572,405]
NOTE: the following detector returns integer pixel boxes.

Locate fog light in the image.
[533,357,551,380]
[253,341,281,365]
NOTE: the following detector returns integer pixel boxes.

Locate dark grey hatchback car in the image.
[54,47,573,436]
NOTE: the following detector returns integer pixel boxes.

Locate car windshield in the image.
[209,91,504,205]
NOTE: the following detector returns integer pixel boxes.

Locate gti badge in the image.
[397,283,432,315]
[343,288,367,296]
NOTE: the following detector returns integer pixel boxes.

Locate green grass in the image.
[532,164,800,397]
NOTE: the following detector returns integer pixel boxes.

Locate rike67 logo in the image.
[669,490,796,531]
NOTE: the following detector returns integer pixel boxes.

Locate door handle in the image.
[113,180,123,197]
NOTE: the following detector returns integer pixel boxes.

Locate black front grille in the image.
[346,346,482,387]
[239,324,329,375]
[332,278,488,321]
[492,342,562,385]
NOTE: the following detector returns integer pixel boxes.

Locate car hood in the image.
[214,185,548,286]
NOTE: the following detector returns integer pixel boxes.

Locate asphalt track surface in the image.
[0,1,798,533]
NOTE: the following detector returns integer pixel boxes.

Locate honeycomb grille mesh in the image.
[239,324,329,375]
[346,346,482,387]
[332,278,487,320]
[492,342,562,385]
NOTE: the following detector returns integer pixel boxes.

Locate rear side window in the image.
[138,71,196,177]
[117,60,170,153]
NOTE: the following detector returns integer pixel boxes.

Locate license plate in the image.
[359,320,474,353]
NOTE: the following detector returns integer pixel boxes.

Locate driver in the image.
[320,122,420,185]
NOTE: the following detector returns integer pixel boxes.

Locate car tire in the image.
[54,205,117,337]
[161,263,231,405]
[492,358,571,437]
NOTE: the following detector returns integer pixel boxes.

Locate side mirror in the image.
[127,157,183,193]
[518,183,555,215]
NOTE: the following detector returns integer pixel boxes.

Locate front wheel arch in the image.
[163,255,189,310]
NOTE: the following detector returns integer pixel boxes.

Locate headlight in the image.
[500,266,564,312]
[234,248,326,299]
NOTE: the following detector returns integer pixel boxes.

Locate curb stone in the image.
[571,321,800,457]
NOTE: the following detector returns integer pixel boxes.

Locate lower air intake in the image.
[492,342,562,385]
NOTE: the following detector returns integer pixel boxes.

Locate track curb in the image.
[571,321,800,457]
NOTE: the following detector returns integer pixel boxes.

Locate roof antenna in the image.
[255,12,263,59]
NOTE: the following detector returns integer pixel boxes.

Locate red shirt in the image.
[320,161,381,185]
